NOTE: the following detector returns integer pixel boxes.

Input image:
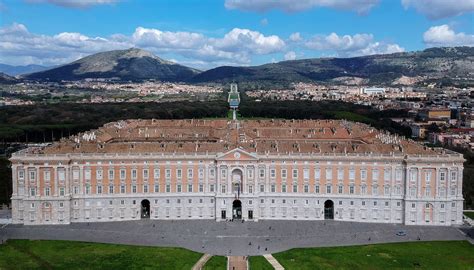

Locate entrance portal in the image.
[141,199,150,219]
[324,200,334,220]
[232,200,242,219]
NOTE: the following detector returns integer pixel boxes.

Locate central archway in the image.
[324,200,334,220]
[141,199,150,219]
[232,200,242,220]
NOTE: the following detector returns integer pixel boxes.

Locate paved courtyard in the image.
[0,219,470,256]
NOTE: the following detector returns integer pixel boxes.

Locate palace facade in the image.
[10,119,464,226]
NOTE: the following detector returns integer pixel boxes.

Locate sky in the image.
[0,0,473,70]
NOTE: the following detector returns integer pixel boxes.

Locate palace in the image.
[10,119,464,226]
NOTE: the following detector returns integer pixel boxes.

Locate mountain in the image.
[191,47,474,85]
[0,64,50,76]
[24,48,200,82]
[0,72,18,84]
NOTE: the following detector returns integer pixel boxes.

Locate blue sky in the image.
[0,0,473,69]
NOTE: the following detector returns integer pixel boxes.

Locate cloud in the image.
[289,32,302,42]
[305,32,404,56]
[224,0,379,14]
[26,0,119,8]
[0,23,286,67]
[401,0,474,19]
[284,51,297,60]
[423,25,474,47]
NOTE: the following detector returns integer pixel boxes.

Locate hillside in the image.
[0,64,50,76]
[24,48,200,82]
[191,47,474,86]
[0,72,18,84]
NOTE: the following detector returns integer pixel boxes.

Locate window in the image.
[338,185,343,194]
[293,184,298,193]
[450,171,457,182]
[303,168,309,180]
[44,170,51,181]
[73,186,79,194]
[326,185,332,194]
[143,185,149,193]
[199,184,204,192]
[349,168,355,181]
[18,170,25,180]
[425,187,430,196]
[425,171,431,184]
[59,187,65,196]
[249,185,253,193]
[372,169,379,181]
[372,185,378,196]
[166,184,171,193]
[259,168,265,178]
[260,184,265,193]
[143,169,149,179]
[361,185,367,195]
[84,169,91,180]
[96,169,103,180]
[177,184,182,193]
[154,169,160,179]
[120,169,126,180]
[221,185,226,193]
[120,185,125,193]
[337,168,344,180]
[165,169,171,178]
[209,168,215,177]
[209,184,215,192]
[304,185,309,193]
[247,168,254,179]
[85,185,91,194]
[361,169,367,181]
[109,185,114,194]
[45,187,50,196]
[132,185,137,193]
[384,169,391,181]
[315,168,321,180]
[131,169,137,180]
[187,168,193,179]
[395,169,402,181]
[199,168,204,178]
[326,168,333,180]
[281,169,287,179]
[349,185,354,194]
[282,184,287,193]
[440,171,446,181]
[108,169,114,180]
[384,186,390,195]
[271,184,276,193]
[315,185,320,194]
[188,184,193,192]
[97,185,102,194]
[221,169,227,178]
[410,170,417,182]
[292,169,298,179]
[154,184,159,192]
[270,169,276,178]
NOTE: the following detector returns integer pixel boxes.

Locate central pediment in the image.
[216,148,258,161]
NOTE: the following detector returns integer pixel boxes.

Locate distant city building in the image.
[419,108,451,121]
[10,119,464,226]
[362,87,385,95]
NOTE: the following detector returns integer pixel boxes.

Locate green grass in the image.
[203,256,227,270]
[249,256,274,270]
[0,240,202,270]
[464,211,474,219]
[273,241,474,270]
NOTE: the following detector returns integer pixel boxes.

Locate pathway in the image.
[192,254,212,270]
[263,254,284,270]
[228,256,247,270]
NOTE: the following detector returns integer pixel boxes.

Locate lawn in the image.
[203,256,227,270]
[273,241,474,270]
[249,256,274,270]
[0,240,202,270]
[464,211,474,219]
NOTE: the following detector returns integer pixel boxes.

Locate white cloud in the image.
[26,0,119,8]
[402,0,474,19]
[289,32,302,42]
[225,0,379,14]
[0,23,286,67]
[423,25,474,47]
[284,51,297,60]
[305,32,404,56]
